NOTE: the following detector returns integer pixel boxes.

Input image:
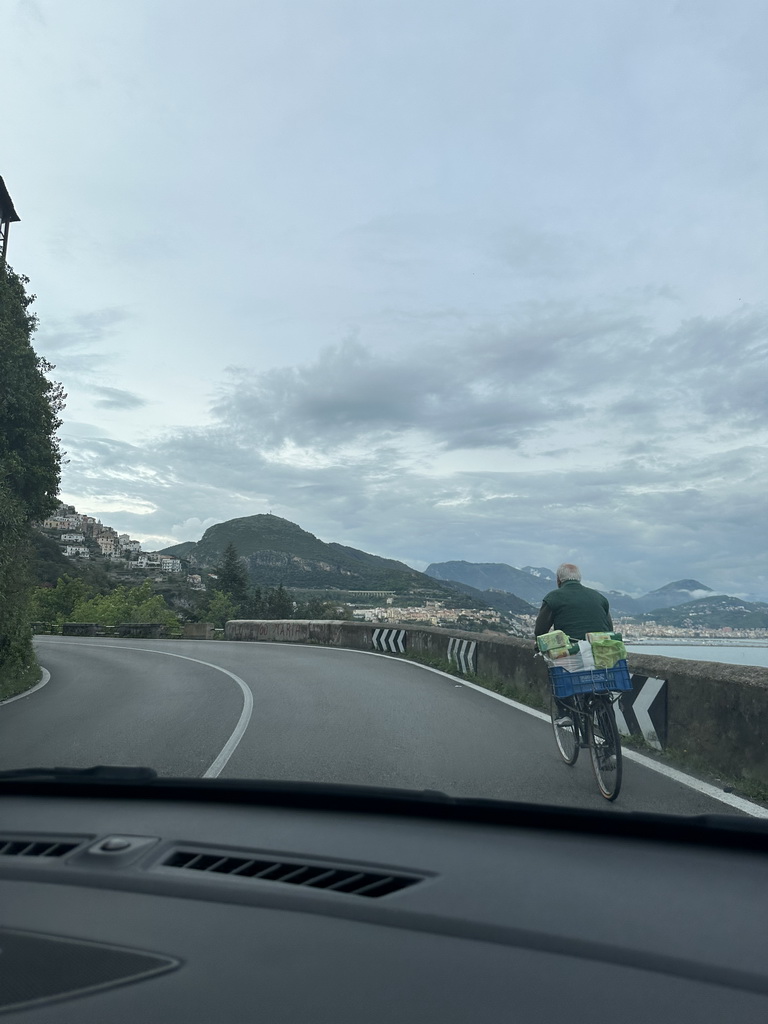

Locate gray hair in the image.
[556,563,581,583]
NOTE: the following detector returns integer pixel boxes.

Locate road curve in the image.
[0,637,756,817]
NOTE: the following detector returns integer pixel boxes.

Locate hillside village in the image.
[38,504,204,590]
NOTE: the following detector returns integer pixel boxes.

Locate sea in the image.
[625,640,768,670]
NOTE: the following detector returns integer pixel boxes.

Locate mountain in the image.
[425,561,554,605]
[160,540,197,559]
[640,595,768,630]
[521,566,556,586]
[424,561,731,619]
[160,515,450,595]
[435,579,536,616]
[632,580,714,614]
[600,590,640,616]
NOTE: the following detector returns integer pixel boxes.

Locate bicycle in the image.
[547,660,632,801]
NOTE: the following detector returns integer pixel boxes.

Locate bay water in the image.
[625,640,768,670]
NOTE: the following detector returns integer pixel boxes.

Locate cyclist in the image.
[534,563,613,726]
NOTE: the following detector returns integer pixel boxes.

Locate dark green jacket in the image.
[533,581,613,641]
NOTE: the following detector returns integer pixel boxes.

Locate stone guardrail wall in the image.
[225,619,768,788]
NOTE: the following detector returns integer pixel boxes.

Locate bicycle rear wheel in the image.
[550,696,579,765]
[587,696,622,800]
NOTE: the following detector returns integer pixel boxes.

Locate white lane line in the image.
[33,640,253,778]
[260,643,768,819]
[0,668,51,707]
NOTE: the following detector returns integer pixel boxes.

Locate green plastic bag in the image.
[591,637,627,669]
[536,630,570,653]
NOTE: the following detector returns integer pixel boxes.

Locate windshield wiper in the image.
[0,765,159,782]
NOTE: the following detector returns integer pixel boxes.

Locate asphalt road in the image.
[0,637,758,817]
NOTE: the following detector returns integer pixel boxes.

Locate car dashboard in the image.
[1,777,768,1022]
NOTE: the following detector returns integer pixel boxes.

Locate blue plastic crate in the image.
[548,659,632,698]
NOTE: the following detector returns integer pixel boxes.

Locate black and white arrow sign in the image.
[448,638,477,675]
[372,628,406,654]
[615,674,668,750]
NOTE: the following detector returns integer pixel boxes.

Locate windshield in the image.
[1,0,766,818]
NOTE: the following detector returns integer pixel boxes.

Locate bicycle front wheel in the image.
[587,696,622,800]
[550,696,579,765]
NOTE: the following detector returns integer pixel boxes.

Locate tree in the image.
[0,265,64,522]
[242,586,263,619]
[69,582,178,629]
[205,590,239,629]
[0,265,65,695]
[0,479,35,694]
[29,574,94,625]
[264,584,294,620]
[215,543,249,612]
[293,597,351,620]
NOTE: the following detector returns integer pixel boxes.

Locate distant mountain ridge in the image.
[161,515,451,595]
[640,596,768,630]
[425,561,554,605]
[161,523,752,624]
[631,580,713,614]
[425,562,727,617]
[435,579,535,616]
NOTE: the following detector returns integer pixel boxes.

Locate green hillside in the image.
[640,596,768,629]
[159,540,197,559]
[161,515,449,595]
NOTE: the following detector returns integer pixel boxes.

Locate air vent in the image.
[160,848,422,898]
[0,836,85,858]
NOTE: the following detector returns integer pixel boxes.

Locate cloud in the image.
[90,386,148,410]
[16,0,45,28]
[56,299,768,600]
[35,308,132,374]
[205,302,768,468]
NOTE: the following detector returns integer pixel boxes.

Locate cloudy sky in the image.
[3,0,767,599]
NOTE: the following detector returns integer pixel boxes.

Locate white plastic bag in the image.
[578,640,595,670]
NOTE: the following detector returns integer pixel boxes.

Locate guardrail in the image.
[225,619,768,790]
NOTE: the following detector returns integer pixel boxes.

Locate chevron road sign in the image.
[372,628,406,654]
[615,674,668,750]
[447,638,477,675]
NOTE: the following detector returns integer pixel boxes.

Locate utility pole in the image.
[0,176,21,264]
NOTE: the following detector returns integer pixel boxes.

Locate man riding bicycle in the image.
[534,563,613,640]
[534,563,613,723]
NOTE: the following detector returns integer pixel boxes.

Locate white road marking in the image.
[0,668,51,707]
[33,639,253,778]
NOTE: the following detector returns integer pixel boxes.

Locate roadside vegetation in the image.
[197,543,350,627]
[30,578,178,631]
[0,265,64,699]
[28,542,352,634]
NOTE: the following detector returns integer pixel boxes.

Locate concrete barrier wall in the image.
[624,653,768,784]
[115,623,167,639]
[224,620,768,787]
[62,623,99,637]
[183,622,215,640]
